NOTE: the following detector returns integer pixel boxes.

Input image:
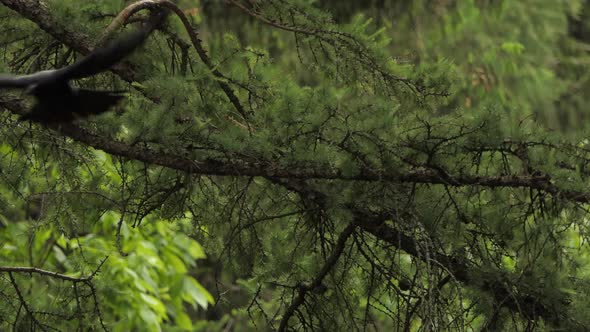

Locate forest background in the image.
[1,0,590,331]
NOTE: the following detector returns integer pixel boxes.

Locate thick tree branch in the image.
[268,177,575,328]
[352,208,575,327]
[3,95,590,206]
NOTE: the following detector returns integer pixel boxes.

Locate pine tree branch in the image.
[2,1,584,203]
[3,95,590,205]
[351,208,575,327]
[8,272,48,331]
[270,178,578,328]
[278,223,357,331]
[0,256,108,282]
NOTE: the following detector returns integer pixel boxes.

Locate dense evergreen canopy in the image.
[1,0,590,331]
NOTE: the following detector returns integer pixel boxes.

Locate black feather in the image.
[0,9,167,124]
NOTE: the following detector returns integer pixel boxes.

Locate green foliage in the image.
[2,0,590,331]
[0,210,211,331]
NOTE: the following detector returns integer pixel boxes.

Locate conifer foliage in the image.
[1,0,590,330]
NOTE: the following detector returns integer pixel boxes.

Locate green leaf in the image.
[182,277,213,309]
[162,251,187,273]
[140,293,167,318]
[501,41,525,55]
[187,239,206,259]
[52,246,67,263]
[139,307,162,332]
[175,311,193,330]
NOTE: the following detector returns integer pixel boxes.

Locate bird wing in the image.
[0,70,57,88]
[0,8,167,89]
[56,9,167,81]
[0,24,150,88]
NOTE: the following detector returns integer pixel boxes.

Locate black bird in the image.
[0,9,166,124]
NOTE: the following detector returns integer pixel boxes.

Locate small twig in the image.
[85,279,108,332]
[0,256,109,282]
[8,272,48,331]
[116,212,129,256]
[278,223,356,331]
